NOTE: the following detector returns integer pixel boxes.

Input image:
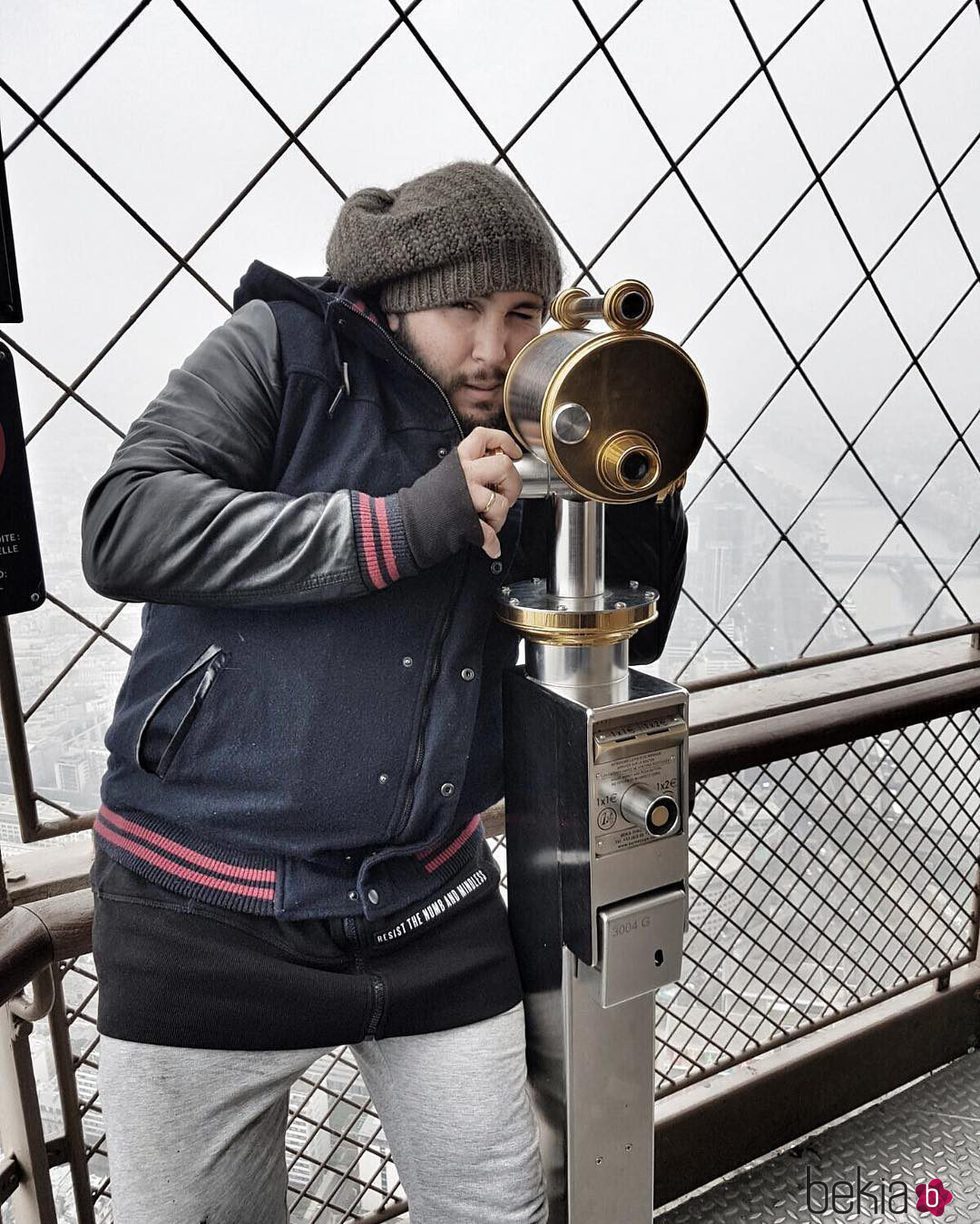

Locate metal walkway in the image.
[657,1051,980,1222]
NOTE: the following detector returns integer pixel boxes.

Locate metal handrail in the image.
[0,891,93,1010]
[690,666,980,781]
[684,621,980,692]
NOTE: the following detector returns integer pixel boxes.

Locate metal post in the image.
[527,496,630,707]
[0,1004,58,1223]
[505,666,687,1223]
[503,487,688,1221]
[0,614,40,844]
[550,498,604,601]
[46,970,97,1224]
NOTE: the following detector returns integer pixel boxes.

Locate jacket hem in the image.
[93,802,494,920]
[94,804,280,914]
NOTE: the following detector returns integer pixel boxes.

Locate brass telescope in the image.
[497,278,708,690]
[498,278,708,1223]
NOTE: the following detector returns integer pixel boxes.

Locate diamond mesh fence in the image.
[1,1,980,1220]
[659,710,980,1092]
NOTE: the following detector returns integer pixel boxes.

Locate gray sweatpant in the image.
[98,1001,547,1224]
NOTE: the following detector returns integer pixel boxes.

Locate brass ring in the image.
[482,490,497,516]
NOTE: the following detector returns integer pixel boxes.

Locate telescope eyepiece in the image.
[597,432,661,495]
[598,434,661,494]
[619,291,647,321]
[549,280,654,331]
[621,451,650,483]
[603,281,654,331]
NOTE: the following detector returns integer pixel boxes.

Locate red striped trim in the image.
[372,497,400,583]
[357,492,386,589]
[421,813,482,875]
[99,806,276,882]
[96,817,276,901]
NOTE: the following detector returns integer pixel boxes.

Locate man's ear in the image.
[386,312,401,332]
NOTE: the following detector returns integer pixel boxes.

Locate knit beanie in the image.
[325,160,563,313]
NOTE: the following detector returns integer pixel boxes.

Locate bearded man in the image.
[80,159,688,1224]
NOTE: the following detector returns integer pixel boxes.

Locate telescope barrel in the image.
[550,280,655,331]
[503,278,707,505]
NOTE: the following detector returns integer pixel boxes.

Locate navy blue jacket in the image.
[80,262,688,920]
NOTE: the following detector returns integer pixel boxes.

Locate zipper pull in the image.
[328,362,350,419]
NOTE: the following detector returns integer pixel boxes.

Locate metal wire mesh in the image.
[656,710,980,1094]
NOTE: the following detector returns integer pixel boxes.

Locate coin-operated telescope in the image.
[498,280,707,1223]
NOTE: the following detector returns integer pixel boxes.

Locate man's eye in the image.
[452,302,477,311]
[512,313,535,321]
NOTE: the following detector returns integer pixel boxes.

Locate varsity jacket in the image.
[80,261,688,921]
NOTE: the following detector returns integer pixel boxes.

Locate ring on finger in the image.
[481,490,497,516]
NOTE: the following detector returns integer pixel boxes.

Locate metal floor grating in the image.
[657,1051,980,1222]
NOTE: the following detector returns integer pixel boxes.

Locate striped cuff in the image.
[351,491,419,591]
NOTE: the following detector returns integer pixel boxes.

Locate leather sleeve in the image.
[80,301,435,608]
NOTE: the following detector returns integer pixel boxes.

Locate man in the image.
[80,160,688,1223]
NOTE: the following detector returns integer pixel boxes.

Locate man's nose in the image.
[472,317,508,369]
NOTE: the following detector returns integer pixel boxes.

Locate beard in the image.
[389,325,508,434]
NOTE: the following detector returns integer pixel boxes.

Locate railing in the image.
[1,628,979,1220]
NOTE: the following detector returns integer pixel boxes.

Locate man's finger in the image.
[465,454,521,496]
[481,430,522,461]
[491,464,522,506]
[458,428,522,462]
[469,483,509,531]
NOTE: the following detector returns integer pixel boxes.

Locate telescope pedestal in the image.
[503,667,688,1223]
[498,272,704,1220]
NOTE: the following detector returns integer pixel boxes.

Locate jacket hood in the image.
[233,260,341,314]
[232,261,398,393]
[233,260,388,322]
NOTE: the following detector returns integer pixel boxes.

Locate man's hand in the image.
[457,427,523,559]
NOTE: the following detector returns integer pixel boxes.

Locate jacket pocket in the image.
[136,644,227,779]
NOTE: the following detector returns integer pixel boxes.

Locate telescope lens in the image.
[597,433,661,495]
[621,451,650,484]
[621,292,646,320]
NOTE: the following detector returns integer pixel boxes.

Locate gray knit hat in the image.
[325,160,563,313]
